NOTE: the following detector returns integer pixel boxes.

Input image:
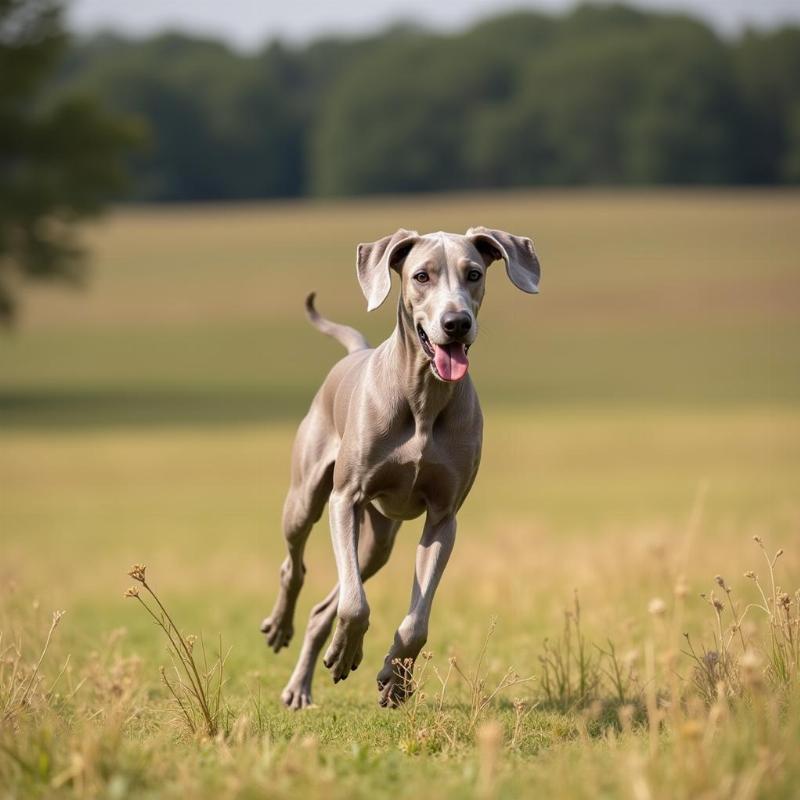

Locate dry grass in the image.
[685,538,799,703]
[1,609,65,726]
[0,533,798,799]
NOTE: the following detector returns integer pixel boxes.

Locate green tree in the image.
[466,11,743,186]
[734,27,800,182]
[311,27,520,195]
[33,4,800,202]
[0,0,139,323]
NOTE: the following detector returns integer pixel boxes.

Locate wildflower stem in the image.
[140,581,215,734]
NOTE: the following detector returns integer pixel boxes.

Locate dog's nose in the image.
[441,311,472,338]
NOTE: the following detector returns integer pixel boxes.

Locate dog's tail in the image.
[305,293,370,354]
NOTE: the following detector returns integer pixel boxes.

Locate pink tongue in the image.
[433,343,469,381]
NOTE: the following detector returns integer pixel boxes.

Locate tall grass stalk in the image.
[1,610,65,724]
[125,564,229,737]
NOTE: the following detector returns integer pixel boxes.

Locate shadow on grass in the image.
[0,386,316,430]
[1,379,787,431]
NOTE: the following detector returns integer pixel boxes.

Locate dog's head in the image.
[356,228,540,382]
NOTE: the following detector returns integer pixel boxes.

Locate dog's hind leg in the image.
[280,504,400,709]
[261,410,336,652]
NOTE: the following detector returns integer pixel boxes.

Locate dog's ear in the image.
[356,229,419,311]
[466,227,540,294]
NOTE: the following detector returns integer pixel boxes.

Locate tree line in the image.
[55,4,800,201]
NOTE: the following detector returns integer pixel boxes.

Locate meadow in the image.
[1,189,799,798]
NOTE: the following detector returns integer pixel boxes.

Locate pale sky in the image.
[67,0,800,50]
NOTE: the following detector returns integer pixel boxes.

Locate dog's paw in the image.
[281,680,315,711]
[323,616,368,682]
[376,657,416,708]
[260,609,294,653]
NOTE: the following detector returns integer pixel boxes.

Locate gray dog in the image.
[261,227,540,709]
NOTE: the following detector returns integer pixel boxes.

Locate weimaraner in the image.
[261,227,540,708]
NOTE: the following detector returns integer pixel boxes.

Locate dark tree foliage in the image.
[43,4,800,202]
[0,0,140,323]
[734,27,800,182]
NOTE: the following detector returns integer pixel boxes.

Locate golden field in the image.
[1,190,799,798]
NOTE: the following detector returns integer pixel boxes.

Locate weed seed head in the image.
[128,564,147,583]
[124,586,139,598]
[703,651,719,668]
[739,650,764,688]
[648,597,666,617]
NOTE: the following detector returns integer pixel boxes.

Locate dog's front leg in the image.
[377,513,456,707]
[323,491,369,682]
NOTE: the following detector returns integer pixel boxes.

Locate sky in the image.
[67,0,800,50]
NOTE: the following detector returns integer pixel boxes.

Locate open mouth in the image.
[417,324,471,382]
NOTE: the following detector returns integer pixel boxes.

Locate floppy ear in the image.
[356,228,419,311]
[466,227,541,293]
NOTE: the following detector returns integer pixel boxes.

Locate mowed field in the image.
[1,190,799,798]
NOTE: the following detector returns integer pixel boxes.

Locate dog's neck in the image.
[385,300,461,430]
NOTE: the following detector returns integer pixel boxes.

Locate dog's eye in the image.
[467,269,483,282]
[413,271,429,283]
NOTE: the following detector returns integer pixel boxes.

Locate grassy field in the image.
[1,189,799,798]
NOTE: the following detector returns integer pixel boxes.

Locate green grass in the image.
[1,189,799,798]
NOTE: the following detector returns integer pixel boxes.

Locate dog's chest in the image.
[366,428,476,520]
